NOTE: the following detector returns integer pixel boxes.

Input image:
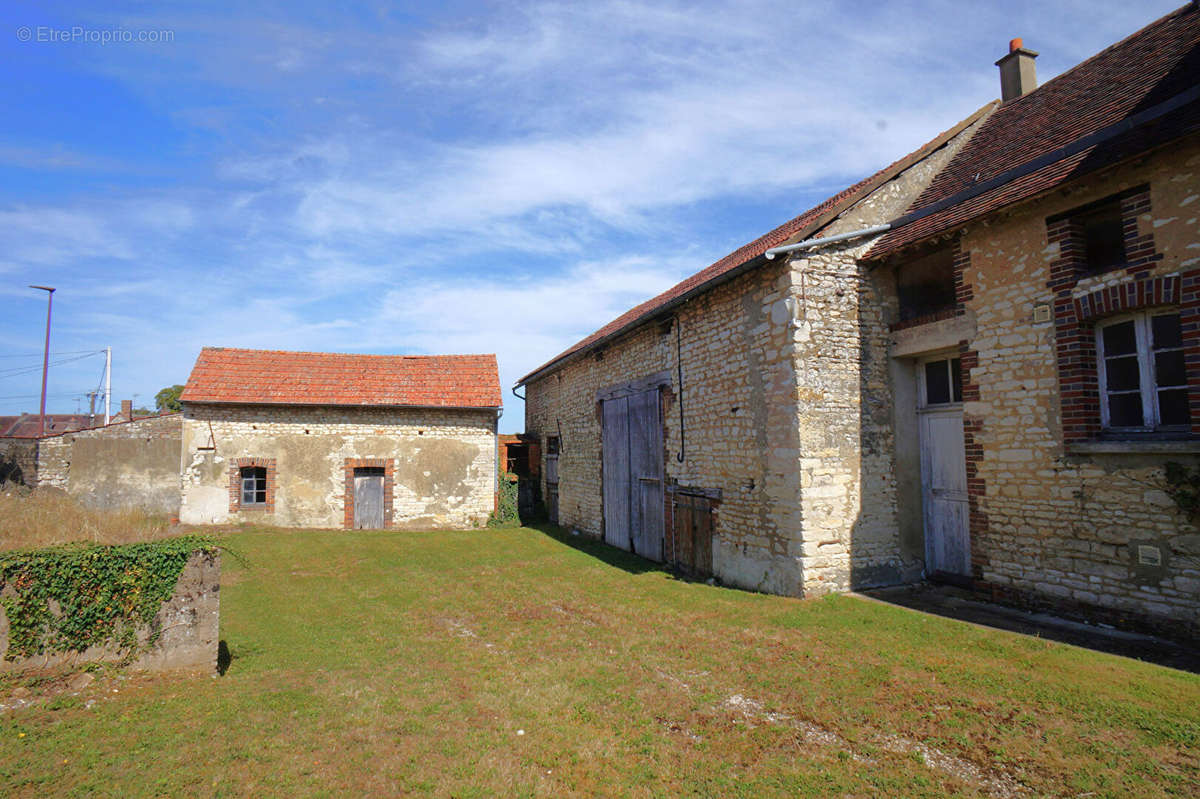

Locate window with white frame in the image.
[1096,311,1189,431]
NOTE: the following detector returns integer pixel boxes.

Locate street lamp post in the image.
[30,285,55,438]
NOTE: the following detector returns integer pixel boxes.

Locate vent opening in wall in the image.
[1137,544,1162,567]
[1033,303,1051,324]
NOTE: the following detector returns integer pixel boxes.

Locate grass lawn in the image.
[2,524,1197,797]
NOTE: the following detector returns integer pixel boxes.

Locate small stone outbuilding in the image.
[179,348,501,530]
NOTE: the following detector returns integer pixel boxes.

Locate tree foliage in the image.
[155,384,185,413]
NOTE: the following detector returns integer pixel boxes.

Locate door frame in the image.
[915,353,971,583]
[343,458,394,529]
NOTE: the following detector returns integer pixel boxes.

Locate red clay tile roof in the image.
[181,348,502,409]
[517,104,996,385]
[869,4,1200,258]
[0,413,100,438]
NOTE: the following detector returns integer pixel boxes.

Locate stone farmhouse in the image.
[179,348,502,530]
[518,5,1200,639]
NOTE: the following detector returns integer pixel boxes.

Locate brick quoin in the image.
[343,458,395,529]
[229,457,276,513]
[957,339,988,583]
[953,237,973,310]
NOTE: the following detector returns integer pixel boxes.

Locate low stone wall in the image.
[0,550,220,672]
[0,438,38,486]
[36,414,182,513]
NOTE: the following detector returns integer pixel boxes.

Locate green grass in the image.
[2,524,1197,797]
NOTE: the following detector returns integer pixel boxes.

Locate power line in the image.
[0,349,105,359]
[0,391,96,401]
[0,351,102,379]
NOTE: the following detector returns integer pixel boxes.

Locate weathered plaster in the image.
[180,404,496,529]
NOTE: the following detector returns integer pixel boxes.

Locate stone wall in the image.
[939,137,1200,638]
[526,260,808,594]
[0,549,220,673]
[0,438,38,486]
[781,129,975,595]
[525,117,985,597]
[180,404,497,529]
[35,414,182,513]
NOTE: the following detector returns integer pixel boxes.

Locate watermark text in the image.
[16,25,175,45]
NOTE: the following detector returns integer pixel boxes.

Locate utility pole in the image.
[29,285,55,438]
[104,346,111,425]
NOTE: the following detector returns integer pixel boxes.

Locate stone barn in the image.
[518,5,1200,639]
[179,348,501,530]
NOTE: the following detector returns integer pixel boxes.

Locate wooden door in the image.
[602,388,664,560]
[545,437,560,525]
[602,396,631,549]
[919,406,970,578]
[354,469,385,529]
[670,493,713,577]
[629,389,664,561]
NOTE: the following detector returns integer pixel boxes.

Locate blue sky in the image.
[0,0,1182,431]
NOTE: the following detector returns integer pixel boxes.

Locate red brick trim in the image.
[1182,271,1200,434]
[890,237,969,332]
[888,307,958,332]
[1072,274,1180,321]
[229,457,276,513]
[1120,189,1162,275]
[1052,270,1200,441]
[1047,186,1159,289]
[953,237,973,308]
[343,458,395,529]
[1044,188,1198,442]
[958,340,987,582]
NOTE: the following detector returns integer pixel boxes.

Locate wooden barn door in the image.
[602,397,631,549]
[602,387,664,561]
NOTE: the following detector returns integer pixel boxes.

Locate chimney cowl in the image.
[996,38,1038,102]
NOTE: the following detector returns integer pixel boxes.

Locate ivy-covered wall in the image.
[0,539,220,672]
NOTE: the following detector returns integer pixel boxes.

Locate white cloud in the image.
[377,253,701,427]
[0,0,1185,422]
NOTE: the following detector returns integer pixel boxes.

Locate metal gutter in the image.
[764,224,893,259]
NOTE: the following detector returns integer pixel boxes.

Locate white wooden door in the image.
[918,357,970,578]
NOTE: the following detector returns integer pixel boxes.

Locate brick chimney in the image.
[120,399,132,420]
[995,37,1038,101]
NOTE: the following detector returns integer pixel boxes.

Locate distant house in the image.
[179,348,502,530]
[518,5,1200,639]
[0,413,98,438]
